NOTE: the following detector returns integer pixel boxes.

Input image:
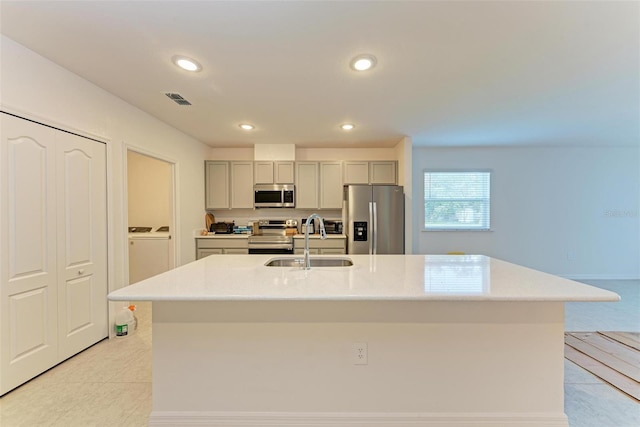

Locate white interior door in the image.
[56,131,108,360]
[0,114,59,394]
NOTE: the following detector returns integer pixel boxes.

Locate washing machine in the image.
[128,226,171,284]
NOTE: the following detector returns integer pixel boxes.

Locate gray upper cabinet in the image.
[296,161,343,209]
[343,161,397,185]
[369,161,397,184]
[230,162,254,208]
[205,161,230,210]
[275,161,295,184]
[320,161,343,209]
[254,161,274,184]
[206,159,396,211]
[206,161,254,210]
[343,161,369,184]
[295,161,319,209]
[254,161,294,184]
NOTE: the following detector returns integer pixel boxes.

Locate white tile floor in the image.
[0,302,153,427]
[1,281,638,427]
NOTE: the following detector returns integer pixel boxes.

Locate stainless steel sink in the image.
[265,257,353,267]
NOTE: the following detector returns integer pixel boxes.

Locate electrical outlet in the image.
[352,342,368,365]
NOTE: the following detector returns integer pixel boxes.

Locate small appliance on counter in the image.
[285,219,298,236]
[322,220,343,234]
[301,218,315,234]
[209,222,235,234]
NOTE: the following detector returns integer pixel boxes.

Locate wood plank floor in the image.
[565,331,640,401]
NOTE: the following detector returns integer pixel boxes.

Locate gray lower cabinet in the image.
[196,238,248,259]
[293,237,347,255]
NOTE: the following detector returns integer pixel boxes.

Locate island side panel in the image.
[150,300,567,426]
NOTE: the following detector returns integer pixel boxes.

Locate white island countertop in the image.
[109,254,619,303]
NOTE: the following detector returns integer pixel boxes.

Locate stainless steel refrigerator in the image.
[344,185,404,254]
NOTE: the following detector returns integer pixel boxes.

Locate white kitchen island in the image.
[109,254,619,427]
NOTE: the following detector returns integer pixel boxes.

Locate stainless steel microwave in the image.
[254,184,295,208]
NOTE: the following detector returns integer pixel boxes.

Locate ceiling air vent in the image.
[164,92,192,106]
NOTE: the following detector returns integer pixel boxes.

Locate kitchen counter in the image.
[195,233,249,238]
[292,234,346,238]
[109,254,617,302]
[108,255,618,427]
[194,234,346,239]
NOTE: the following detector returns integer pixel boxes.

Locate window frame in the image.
[422,169,492,231]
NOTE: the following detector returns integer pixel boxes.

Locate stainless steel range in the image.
[248,219,297,254]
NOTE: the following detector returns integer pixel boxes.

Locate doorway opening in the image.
[125,149,177,284]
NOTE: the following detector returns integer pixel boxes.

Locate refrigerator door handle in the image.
[372,201,378,254]
[368,201,373,255]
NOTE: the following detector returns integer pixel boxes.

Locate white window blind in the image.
[423,171,491,230]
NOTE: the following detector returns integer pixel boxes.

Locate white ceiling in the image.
[1,1,638,148]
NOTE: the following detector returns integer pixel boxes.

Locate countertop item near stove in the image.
[205,213,215,231]
[210,222,235,234]
[301,218,315,234]
[322,220,343,234]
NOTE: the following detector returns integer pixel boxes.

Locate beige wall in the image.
[1,35,211,290]
[295,147,398,161]
[412,145,640,279]
[127,151,172,229]
[208,146,402,161]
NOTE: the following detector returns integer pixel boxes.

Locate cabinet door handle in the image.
[130,241,134,245]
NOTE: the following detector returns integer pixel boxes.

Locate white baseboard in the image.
[149,411,569,427]
[561,274,639,281]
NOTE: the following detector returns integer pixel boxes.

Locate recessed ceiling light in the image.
[172,55,202,72]
[239,124,255,131]
[340,123,355,131]
[350,54,377,72]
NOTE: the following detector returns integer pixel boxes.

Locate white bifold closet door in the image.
[0,113,107,395]
[55,130,107,361]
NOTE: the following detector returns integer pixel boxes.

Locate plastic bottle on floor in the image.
[128,304,138,332]
[115,306,134,337]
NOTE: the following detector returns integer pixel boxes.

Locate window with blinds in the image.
[423,171,491,230]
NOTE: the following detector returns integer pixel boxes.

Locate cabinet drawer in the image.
[293,238,346,250]
[224,248,249,254]
[319,248,346,255]
[196,238,248,249]
[294,248,320,255]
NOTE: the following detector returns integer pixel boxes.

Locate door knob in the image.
[78,269,85,275]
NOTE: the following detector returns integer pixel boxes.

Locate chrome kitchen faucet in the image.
[304,213,326,269]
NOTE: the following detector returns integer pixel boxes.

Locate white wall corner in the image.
[396,137,413,254]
